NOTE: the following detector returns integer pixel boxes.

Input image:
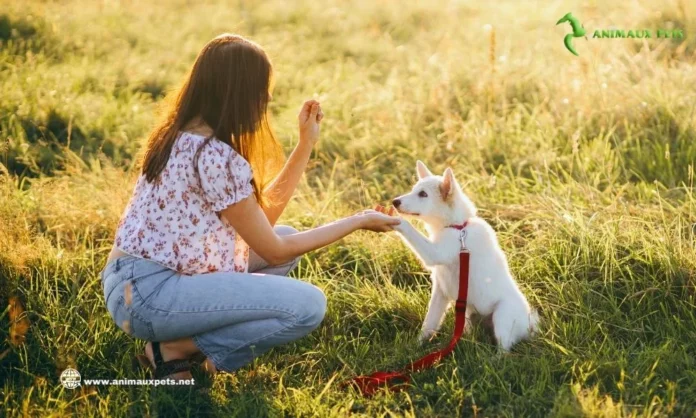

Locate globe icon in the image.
[60,368,81,389]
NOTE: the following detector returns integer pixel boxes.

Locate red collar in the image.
[446,220,469,230]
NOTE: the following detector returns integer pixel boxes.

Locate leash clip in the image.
[459,230,468,252]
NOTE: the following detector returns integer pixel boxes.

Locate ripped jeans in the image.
[101,226,326,372]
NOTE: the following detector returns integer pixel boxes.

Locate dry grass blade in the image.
[8,297,30,347]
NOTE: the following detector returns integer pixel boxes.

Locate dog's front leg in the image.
[395,221,449,267]
[419,280,450,343]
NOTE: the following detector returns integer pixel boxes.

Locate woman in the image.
[101,34,400,380]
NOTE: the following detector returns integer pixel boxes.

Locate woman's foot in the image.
[144,341,194,381]
[201,357,218,376]
[189,352,218,377]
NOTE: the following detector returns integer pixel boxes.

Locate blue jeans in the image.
[101,226,327,372]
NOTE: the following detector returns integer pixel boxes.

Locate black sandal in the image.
[134,342,191,379]
[189,352,207,366]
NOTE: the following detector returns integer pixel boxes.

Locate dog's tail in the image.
[529,309,540,336]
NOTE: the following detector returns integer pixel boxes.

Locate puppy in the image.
[389,161,538,351]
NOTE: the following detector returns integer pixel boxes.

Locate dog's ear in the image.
[440,168,455,199]
[416,160,433,179]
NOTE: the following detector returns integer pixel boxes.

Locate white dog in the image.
[390,161,538,351]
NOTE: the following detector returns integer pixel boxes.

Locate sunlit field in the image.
[1,0,695,416]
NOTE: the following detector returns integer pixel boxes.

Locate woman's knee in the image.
[295,284,327,329]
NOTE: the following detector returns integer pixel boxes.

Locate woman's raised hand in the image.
[355,207,401,232]
[298,99,324,146]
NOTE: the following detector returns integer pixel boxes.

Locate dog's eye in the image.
[418,191,428,198]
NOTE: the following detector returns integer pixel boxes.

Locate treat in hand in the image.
[374,205,396,216]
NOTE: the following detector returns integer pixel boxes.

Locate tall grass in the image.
[1,0,695,416]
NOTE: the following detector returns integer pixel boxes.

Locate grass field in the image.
[1,0,696,416]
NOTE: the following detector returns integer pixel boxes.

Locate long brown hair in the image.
[141,34,283,207]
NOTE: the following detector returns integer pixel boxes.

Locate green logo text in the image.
[556,13,686,56]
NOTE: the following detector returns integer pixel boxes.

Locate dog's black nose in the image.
[392,199,401,208]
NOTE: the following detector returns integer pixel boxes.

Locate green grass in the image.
[1,0,695,416]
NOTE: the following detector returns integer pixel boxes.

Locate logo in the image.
[556,12,685,56]
[556,13,586,56]
[60,368,81,389]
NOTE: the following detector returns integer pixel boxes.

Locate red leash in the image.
[344,221,470,396]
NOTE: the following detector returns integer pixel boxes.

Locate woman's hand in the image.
[298,99,324,146]
[355,209,401,232]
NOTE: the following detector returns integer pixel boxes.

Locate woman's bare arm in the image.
[221,195,400,265]
[262,100,323,225]
[262,140,312,226]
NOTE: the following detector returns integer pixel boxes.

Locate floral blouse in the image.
[114,131,254,275]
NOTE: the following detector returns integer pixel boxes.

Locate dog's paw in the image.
[392,219,406,233]
[494,345,511,359]
[418,329,436,344]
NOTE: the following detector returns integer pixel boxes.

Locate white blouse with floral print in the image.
[115,132,254,275]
